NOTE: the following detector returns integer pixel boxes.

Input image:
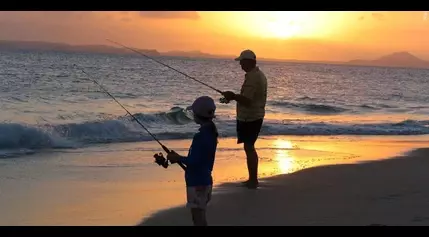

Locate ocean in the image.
[1,50,429,157]
[1,49,429,225]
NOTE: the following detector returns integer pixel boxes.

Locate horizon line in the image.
[1,39,429,70]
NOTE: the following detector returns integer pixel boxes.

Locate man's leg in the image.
[237,120,250,184]
[237,119,262,188]
[244,142,259,188]
[243,119,263,188]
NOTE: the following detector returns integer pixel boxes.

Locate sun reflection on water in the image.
[273,139,295,174]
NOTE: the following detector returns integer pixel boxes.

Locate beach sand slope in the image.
[140,148,429,226]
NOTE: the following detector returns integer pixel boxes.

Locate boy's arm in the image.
[166,150,185,165]
[179,134,204,166]
[167,153,187,170]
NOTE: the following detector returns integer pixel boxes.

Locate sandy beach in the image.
[1,135,427,225]
[141,137,429,226]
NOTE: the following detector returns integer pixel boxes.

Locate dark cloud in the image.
[139,11,200,20]
[357,13,384,21]
[121,17,132,22]
[372,13,384,21]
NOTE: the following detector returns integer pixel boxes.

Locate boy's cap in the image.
[186,96,216,118]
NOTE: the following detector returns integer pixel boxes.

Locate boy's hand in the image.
[167,150,181,163]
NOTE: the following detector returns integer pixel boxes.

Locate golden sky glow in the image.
[1,11,429,61]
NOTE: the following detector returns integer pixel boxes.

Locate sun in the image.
[201,11,337,41]
[255,11,312,39]
[228,11,331,40]
[265,20,301,39]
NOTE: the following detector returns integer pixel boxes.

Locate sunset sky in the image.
[1,11,428,61]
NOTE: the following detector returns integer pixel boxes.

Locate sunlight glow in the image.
[274,139,293,149]
[273,139,295,174]
[234,11,336,40]
[262,12,307,39]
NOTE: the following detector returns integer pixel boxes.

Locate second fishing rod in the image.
[106,39,230,104]
[77,66,186,171]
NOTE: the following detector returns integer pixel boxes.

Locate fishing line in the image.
[106,39,223,94]
[76,66,186,171]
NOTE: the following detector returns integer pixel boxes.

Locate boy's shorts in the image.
[186,185,212,209]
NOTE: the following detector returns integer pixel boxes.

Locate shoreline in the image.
[1,135,428,225]
[140,146,429,226]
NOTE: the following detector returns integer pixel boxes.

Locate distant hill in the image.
[163,50,234,59]
[2,40,429,69]
[0,40,161,56]
[0,40,236,59]
[348,52,429,69]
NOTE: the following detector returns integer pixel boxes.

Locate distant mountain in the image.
[2,40,429,69]
[0,40,235,59]
[162,50,234,59]
[0,40,161,56]
[348,52,429,69]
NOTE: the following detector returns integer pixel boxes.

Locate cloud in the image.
[372,13,384,21]
[121,17,132,22]
[357,13,384,21]
[139,11,200,20]
[0,11,156,45]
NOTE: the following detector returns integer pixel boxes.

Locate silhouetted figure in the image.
[167,96,218,226]
[221,50,267,189]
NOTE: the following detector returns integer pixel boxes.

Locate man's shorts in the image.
[236,118,264,145]
[186,185,212,209]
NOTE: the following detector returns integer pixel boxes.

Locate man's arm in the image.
[223,74,257,107]
[232,83,256,107]
[233,93,252,106]
[221,90,253,107]
[222,84,256,107]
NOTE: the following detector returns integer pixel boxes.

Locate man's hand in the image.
[221,91,236,101]
[167,150,181,163]
[219,97,230,104]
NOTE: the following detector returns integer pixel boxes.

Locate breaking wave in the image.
[1,106,429,158]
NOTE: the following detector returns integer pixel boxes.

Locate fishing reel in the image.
[219,97,230,104]
[154,152,169,169]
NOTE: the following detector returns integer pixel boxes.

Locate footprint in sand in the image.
[412,216,429,223]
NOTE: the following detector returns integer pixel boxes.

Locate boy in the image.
[167,96,218,226]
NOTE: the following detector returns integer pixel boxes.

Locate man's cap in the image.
[186,96,216,118]
[235,49,256,61]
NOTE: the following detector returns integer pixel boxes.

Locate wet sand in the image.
[141,143,429,226]
[1,135,428,225]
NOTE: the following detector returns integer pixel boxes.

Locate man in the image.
[221,49,267,189]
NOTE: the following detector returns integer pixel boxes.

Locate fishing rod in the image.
[77,66,186,171]
[106,39,224,94]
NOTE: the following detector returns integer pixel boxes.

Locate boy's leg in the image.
[191,208,207,226]
[186,185,212,226]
